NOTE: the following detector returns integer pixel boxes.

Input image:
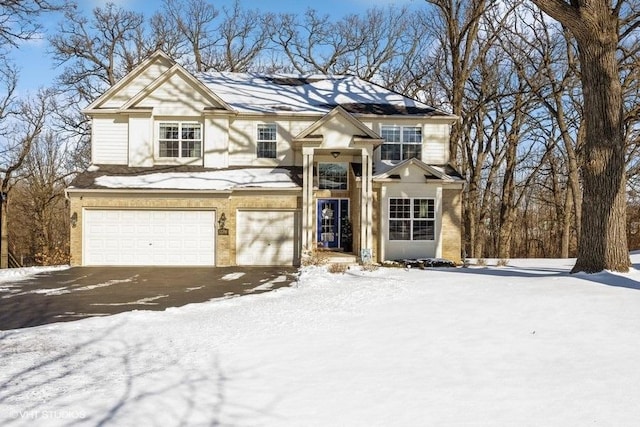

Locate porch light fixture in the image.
[70,212,78,228]
[218,213,226,229]
[331,151,340,158]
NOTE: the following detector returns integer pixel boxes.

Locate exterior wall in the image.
[91,116,128,164]
[69,191,301,267]
[228,117,312,167]
[441,188,462,263]
[137,73,222,116]
[380,183,442,261]
[129,113,153,167]
[367,118,451,166]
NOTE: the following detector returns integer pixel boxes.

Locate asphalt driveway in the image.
[0,266,298,330]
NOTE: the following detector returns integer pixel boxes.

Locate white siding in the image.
[128,114,153,167]
[228,118,311,167]
[92,116,128,165]
[422,123,449,164]
[137,72,222,116]
[103,59,173,109]
[203,116,229,168]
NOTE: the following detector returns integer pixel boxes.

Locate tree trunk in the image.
[572,38,629,272]
[533,0,630,272]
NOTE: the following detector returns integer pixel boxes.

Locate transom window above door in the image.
[158,122,202,158]
[380,125,422,161]
[318,163,348,190]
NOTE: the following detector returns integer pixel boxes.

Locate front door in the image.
[317,199,340,248]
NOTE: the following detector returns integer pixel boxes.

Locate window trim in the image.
[380,125,423,161]
[318,162,349,190]
[157,121,202,159]
[388,197,435,241]
[256,123,278,159]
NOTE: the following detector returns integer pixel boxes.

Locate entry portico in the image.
[294,107,382,260]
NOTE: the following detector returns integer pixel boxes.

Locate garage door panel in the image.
[84,210,215,266]
[236,210,298,266]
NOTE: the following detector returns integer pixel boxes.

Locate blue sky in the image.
[11,0,418,94]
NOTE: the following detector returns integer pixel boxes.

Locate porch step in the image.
[320,251,358,265]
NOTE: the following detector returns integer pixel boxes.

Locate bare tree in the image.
[531,0,638,272]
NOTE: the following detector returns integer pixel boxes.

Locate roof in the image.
[195,72,452,117]
[68,165,303,191]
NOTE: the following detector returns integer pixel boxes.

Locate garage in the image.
[83,209,215,266]
[236,210,299,266]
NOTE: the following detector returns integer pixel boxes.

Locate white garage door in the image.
[84,210,215,266]
[236,210,299,266]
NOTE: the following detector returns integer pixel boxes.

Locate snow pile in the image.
[94,168,300,190]
[1,258,640,425]
[0,265,68,288]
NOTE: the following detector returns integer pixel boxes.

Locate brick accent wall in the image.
[441,188,462,263]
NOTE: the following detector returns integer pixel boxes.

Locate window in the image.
[158,122,202,158]
[257,123,277,158]
[389,198,435,240]
[318,163,348,190]
[380,125,422,161]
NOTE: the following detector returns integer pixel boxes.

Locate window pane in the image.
[403,127,422,143]
[414,199,434,219]
[390,220,411,240]
[381,144,401,161]
[413,220,434,240]
[182,124,201,140]
[257,124,276,141]
[390,199,411,219]
[257,141,277,159]
[381,126,401,142]
[159,140,179,157]
[402,143,421,160]
[160,124,179,140]
[181,140,201,157]
[319,163,348,190]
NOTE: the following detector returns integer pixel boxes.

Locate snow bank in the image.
[1,258,640,426]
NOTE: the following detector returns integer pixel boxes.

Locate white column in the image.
[302,148,314,252]
[360,147,374,262]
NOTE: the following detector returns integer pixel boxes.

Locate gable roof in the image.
[295,106,382,141]
[85,50,175,111]
[196,71,455,117]
[374,158,464,182]
[121,63,234,112]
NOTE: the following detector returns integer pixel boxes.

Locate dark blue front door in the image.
[317,199,340,248]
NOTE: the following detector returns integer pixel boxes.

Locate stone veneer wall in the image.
[441,188,462,263]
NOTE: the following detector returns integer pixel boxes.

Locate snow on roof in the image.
[196,72,445,115]
[93,168,300,191]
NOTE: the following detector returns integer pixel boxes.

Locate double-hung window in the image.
[158,122,202,158]
[257,123,277,159]
[389,198,435,240]
[380,125,422,161]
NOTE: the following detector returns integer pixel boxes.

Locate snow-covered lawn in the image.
[2,257,640,426]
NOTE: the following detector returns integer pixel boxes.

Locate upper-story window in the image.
[380,125,422,161]
[158,122,202,158]
[257,123,277,159]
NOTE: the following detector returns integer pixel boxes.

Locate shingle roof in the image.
[195,72,453,117]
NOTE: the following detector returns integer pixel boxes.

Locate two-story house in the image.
[66,50,463,267]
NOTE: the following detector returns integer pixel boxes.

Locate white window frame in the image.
[257,123,277,159]
[380,125,423,161]
[318,162,349,190]
[388,198,435,241]
[157,122,202,158]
